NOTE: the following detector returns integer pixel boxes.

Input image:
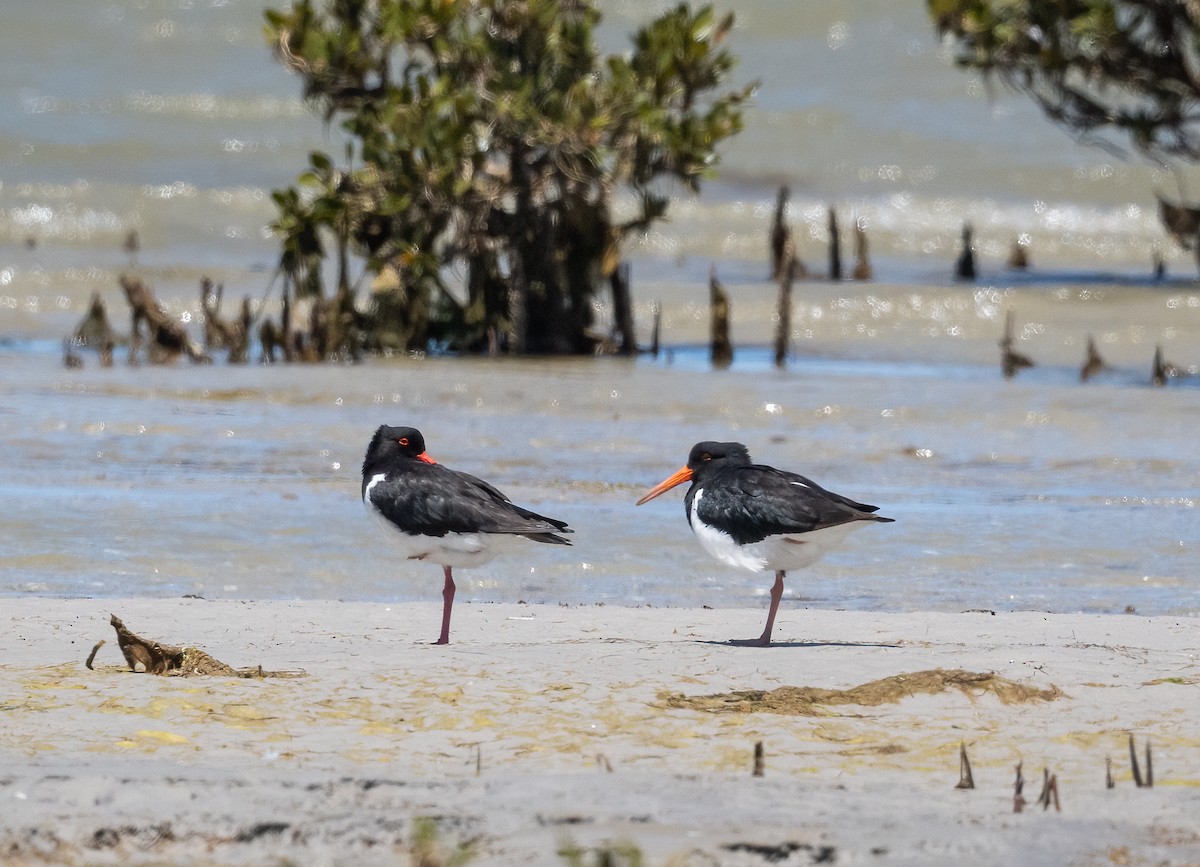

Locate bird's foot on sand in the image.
[728,636,771,648]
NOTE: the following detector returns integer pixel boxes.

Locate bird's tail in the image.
[521,532,573,546]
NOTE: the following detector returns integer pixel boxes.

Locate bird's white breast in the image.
[690,489,770,572]
[689,488,868,573]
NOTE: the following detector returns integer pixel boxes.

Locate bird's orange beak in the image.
[417,452,436,464]
[635,466,693,505]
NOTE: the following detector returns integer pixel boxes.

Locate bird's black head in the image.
[687,441,752,474]
[636,440,753,506]
[362,425,435,474]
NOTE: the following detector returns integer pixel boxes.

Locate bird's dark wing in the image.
[367,465,572,542]
[450,469,572,538]
[693,464,888,545]
[778,470,882,513]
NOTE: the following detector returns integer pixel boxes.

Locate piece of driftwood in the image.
[773,256,797,369]
[955,222,976,281]
[259,317,282,363]
[648,302,661,358]
[1081,335,1107,382]
[63,338,83,369]
[1007,239,1029,270]
[85,639,105,670]
[232,296,253,363]
[1000,310,1034,379]
[770,186,792,281]
[1157,196,1200,250]
[710,266,733,369]
[103,614,302,678]
[69,291,117,367]
[609,261,636,357]
[851,218,872,281]
[119,275,210,364]
[200,277,251,363]
[827,206,842,281]
[1151,346,1180,386]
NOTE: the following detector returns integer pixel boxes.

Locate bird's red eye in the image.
[398,437,409,447]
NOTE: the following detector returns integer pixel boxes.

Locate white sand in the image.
[3,598,1199,865]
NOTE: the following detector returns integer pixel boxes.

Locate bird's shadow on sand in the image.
[697,639,901,649]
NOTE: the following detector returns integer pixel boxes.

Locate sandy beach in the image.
[2,598,1199,865]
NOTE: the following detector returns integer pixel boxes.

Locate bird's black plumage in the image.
[680,441,891,545]
[361,425,571,544]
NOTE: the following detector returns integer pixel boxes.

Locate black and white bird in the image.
[637,441,893,646]
[361,425,572,644]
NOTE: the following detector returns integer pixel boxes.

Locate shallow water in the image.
[2,326,1197,615]
[1,2,1198,615]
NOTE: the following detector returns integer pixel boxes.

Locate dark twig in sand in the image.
[1013,762,1026,813]
[1129,733,1145,787]
[1130,734,1153,787]
[1036,768,1060,812]
[753,741,764,777]
[1106,756,1115,789]
[85,639,105,670]
[596,754,613,773]
[955,742,975,789]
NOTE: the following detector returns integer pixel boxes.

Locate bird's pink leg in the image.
[731,570,785,647]
[435,566,455,645]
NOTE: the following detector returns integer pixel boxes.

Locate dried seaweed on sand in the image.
[659,668,1062,715]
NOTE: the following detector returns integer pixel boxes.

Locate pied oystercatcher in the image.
[362,425,572,644]
[637,441,893,646]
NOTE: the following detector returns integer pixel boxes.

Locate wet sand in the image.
[3,597,1199,864]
